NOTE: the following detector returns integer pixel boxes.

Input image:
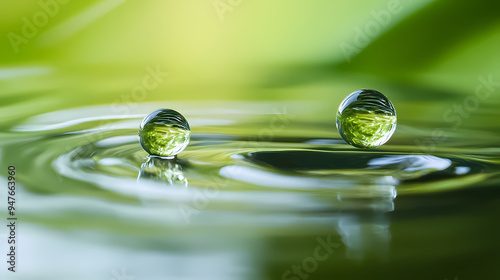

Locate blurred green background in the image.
[1,0,499,133]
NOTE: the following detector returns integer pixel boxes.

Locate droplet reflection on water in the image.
[138,156,188,186]
[336,89,397,148]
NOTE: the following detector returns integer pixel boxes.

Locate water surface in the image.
[1,68,499,279]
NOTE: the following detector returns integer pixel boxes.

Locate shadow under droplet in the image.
[245,150,486,181]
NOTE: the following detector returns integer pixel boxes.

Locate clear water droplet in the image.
[139,109,191,157]
[336,89,397,148]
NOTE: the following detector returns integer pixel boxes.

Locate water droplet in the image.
[139,109,191,157]
[336,89,396,148]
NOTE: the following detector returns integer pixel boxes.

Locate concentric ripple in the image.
[6,103,498,215]
[3,102,498,265]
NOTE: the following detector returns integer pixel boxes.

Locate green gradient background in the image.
[1,0,499,132]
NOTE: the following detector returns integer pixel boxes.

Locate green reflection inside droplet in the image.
[140,124,190,157]
[337,109,396,148]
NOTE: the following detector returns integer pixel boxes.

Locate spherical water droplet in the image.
[139,109,191,157]
[336,89,397,148]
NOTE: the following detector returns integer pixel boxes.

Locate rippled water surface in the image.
[1,68,500,280]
